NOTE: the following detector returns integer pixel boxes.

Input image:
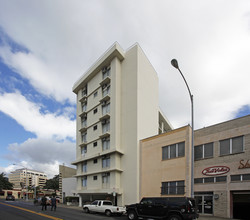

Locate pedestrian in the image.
[41,196,47,211]
[51,195,57,211]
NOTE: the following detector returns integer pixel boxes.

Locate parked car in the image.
[83,200,126,216]
[126,197,199,220]
[6,195,15,201]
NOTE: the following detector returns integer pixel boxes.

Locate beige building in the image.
[72,42,172,206]
[59,164,76,202]
[140,115,250,219]
[8,168,47,189]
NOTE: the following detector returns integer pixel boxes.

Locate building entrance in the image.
[233,192,250,220]
[195,194,213,215]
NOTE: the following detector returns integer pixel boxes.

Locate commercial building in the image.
[8,168,47,189]
[72,42,172,206]
[140,115,250,219]
[59,164,77,203]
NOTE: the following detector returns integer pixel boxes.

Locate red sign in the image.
[202,166,230,176]
[239,159,250,169]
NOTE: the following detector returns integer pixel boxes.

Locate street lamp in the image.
[171,59,194,198]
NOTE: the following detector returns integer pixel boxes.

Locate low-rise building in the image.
[140,115,250,219]
[8,168,47,189]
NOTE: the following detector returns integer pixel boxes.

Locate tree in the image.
[45,175,59,192]
[0,172,14,190]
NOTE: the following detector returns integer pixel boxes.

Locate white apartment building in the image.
[72,42,172,206]
[8,168,47,189]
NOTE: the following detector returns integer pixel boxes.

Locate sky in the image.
[0,0,250,178]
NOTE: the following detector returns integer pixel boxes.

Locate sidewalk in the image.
[58,203,237,220]
[197,216,237,220]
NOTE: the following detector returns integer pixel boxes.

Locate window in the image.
[93,125,98,131]
[93,108,98,114]
[82,132,87,143]
[162,142,185,160]
[102,172,110,184]
[102,84,110,97]
[102,138,110,151]
[93,159,98,164]
[82,87,87,97]
[220,136,243,156]
[93,142,98,147]
[102,119,110,133]
[194,176,227,184]
[93,176,98,180]
[102,156,110,168]
[81,146,87,156]
[231,173,250,182]
[94,91,98,98]
[103,201,112,206]
[161,181,185,195]
[195,143,213,160]
[102,101,110,115]
[82,102,87,112]
[82,176,87,187]
[102,66,110,79]
[81,116,87,128]
[82,162,87,173]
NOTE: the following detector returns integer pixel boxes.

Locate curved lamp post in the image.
[171,59,194,198]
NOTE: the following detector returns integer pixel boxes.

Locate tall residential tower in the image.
[72,43,172,206]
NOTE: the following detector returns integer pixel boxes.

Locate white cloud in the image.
[0,91,76,139]
[1,138,75,178]
[0,0,250,176]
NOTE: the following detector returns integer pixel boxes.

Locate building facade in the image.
[72,42,172,206]
[140,115,250,219]
[8,168,47,189]
[59,165,77,202]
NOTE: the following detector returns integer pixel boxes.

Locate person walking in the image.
[51,195,57,211]
[41,196,47,211]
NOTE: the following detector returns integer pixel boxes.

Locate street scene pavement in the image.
[0,199,239,220]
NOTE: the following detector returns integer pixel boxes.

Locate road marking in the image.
[0,202,63,220]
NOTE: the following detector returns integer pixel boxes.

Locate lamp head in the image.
[171,59,179,69]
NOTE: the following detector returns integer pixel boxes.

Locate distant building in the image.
[72,42,172,206]
[140,115,250,219]
[59,165,76,202]
[8,168,47,189]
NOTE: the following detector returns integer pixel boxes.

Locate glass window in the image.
[194,178,203,184]
[232,136,243,154]
[102,138,110,151]
[194,145,203,160]
[243,174,250,181]
[170,144,176,159]
[215,176,227,182]
[162,142,185,160]
[102,156,110,168]
[204,143,213,158]
[161,181,185,195]
[162,146,168,160]
[204,177,214,183]
[220,139,230,156]
[82,176,87,187]
[231,175,241,181]
[178,142,185,157]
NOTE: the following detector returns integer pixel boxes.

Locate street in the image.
[0,199,127,220]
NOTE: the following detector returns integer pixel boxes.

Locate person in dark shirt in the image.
[51,195,57,211]
[41,196,47,211]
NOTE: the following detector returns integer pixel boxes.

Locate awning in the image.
[7,191,12,195]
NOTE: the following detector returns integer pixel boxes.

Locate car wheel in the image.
[168,215,181,220]
[83,207,89,213]
[127,210,137,220]
[105,210,112,217]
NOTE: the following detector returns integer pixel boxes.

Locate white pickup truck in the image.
[83,200,126,216]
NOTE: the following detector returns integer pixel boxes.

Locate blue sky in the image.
[0,0,250,178]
